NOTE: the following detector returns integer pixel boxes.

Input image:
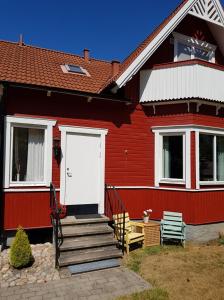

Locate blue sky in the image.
[1,0,224,62]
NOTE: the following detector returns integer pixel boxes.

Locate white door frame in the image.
[59,125,108,214]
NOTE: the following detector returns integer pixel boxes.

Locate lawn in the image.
[117,240,224,300]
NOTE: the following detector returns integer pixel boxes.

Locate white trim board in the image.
[107,185,224,192]
[115,0,224,89]
[4,188,60,192]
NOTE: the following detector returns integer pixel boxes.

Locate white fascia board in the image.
[115,0,197,88]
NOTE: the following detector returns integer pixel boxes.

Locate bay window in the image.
[199,134,224,183]
[163,135,183,179]
[153,127,190,188]
[4,116,56,188]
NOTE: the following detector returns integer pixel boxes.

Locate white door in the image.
[65,132,101,207]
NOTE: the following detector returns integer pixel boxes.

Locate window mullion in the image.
[214,135,217,182]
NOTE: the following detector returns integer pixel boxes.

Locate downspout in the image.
[0,83,6,250]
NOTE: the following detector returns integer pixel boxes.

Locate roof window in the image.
[61,64,90,76]
[66,64,86,74]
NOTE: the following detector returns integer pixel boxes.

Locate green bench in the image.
[161,211,186,247]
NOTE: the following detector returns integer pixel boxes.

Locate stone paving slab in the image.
[0,267,151,300]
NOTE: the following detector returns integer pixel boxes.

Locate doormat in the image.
[74,214,103,219]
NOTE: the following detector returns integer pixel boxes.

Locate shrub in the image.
[10,227,33,269]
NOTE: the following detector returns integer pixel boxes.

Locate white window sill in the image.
[159,179,185,185]
[200,181,224,186]
[9,182,49,187]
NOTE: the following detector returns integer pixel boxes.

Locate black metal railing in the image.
[105,184,126,254]
[50,183,62,268]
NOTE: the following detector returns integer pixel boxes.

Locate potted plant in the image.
[143,209,152,223]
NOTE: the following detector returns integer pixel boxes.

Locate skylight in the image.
[66,65,86,74]
[66,64,86,74]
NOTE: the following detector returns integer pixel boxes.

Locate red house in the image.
[1,0,224,245]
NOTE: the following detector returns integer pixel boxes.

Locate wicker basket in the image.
[144,223,160,247]
[134,221,160,247]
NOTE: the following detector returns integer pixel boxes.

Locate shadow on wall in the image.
[6,87,137,128]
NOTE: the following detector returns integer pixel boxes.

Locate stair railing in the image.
[105,184,126,254]
[50,183,62,268]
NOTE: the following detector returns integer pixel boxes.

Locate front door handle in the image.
[67,172,72,177]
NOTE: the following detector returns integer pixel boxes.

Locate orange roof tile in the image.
[0,40,112,94]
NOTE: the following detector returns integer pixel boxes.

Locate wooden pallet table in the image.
[133,221,160,247]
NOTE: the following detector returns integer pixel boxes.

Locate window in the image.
[153,125,224,190]
[163,135,183,179]
[153,127,190,188]
[66,65,86,74]
[4,116,56,187]
[199,134,224,182]
[61,64,89,76]
[12,127,45,182]
[173,32,216,63]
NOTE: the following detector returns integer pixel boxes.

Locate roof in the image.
[104,0,224,90]
[0,40,112,94]
[100,0,189,91]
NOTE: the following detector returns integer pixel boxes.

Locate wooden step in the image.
[67,259,120,274]
[60,215,109,226]
[60,235,118,251]
[59,247,122,267]
[59,224,113,238]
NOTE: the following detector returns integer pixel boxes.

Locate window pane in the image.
[177,43,191,61]
[12,127,45,182]
[217,136,224,181]
[199,134,214,181]
[163,135,183,179]
[194,47,210,61]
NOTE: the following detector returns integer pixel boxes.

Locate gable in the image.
[189,0,224,26]
[113,0,224,90]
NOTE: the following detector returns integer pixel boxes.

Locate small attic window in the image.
[61,64,90,76]
[173,32,216,64]
[66,64,86,74]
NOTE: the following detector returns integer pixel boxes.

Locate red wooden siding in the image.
[4,87,224,228]
[4,192,52,230]
[3,13,224,229]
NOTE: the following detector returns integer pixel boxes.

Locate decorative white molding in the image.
[59,125,108,136]
[5,116,56,126]
[189,0,224,27]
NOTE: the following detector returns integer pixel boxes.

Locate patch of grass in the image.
[123,242,224,300]
[219,238,224,245]
[116,288,169,300]
[126,246,162,273]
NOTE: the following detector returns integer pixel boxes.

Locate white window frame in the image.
[4,116,56,188]
[195,128,224,188]
[153,127,191,188]
[173,32,216,63]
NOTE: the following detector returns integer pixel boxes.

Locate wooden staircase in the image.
[57,215,122,274]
